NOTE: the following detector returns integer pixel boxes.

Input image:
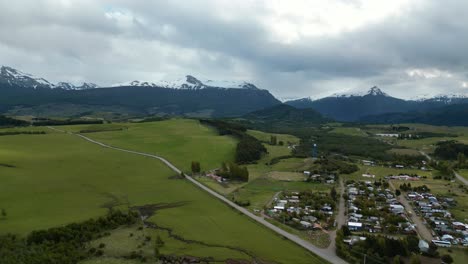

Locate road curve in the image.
[50,127,347,264]
[419,151,468,186]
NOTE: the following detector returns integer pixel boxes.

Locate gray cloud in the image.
[0,0,467,99]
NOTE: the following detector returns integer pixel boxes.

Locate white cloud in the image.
[0,0,467,99]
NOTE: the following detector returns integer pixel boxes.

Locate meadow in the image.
[0,120,323,263]
[61,119,237,172]
[346,164,433,181]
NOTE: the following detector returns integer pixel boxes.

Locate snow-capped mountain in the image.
[0,66,99,90]
[112,75,259,90]
[331,86,389,98]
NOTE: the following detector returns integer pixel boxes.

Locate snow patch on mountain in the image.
[0,66,100,90]
[112,75,259,90]
[331,86,389,98]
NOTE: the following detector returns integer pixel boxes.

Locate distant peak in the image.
[367,86,387,96]
[185,75,203,86]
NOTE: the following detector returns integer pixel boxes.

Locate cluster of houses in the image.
[408,192,468,246]
[269,191,334,230]
[387,174,421,181]
[345,181,415,235]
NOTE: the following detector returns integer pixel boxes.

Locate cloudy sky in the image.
[1,0,467,99]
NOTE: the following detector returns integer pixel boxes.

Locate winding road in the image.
[48,127,347,264]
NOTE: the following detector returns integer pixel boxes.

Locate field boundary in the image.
[47,126,345,264]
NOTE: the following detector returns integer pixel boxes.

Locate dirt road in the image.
[389,181,433,241]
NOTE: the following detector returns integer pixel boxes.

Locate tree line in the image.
[200,119,266,164]
[0,210,138,264]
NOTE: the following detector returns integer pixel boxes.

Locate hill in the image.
[241,104,330,129]
[360,103,468,126]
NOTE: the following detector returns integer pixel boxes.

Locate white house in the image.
[348,222,363,231]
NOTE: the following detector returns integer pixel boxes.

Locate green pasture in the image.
[0,121,323,263]
[247,129,299,144]
[346,164,433,181]
[59,119,237,172]
[330,127,368,137]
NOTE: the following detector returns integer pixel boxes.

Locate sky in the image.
[0,0,467,100]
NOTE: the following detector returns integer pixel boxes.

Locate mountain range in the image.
[285,86,468,121]
[1,65,468,125]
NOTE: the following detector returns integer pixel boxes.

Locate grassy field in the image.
[231,177,331,210]
[330,127,368,137]
[60,119,237,172]
[346,164,433,181]
[0,121,323,263]
[388,148,422,156]
[247,130,299,145]
[459,169,468,180]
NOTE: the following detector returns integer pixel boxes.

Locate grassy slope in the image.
[0,121,322,263]
[61,119,237,172]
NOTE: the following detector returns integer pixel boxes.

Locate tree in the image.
[393,255,401,264]
[154,244,160,258]
[409,254,421,264]
[156,235,164,246]
[341,225,351,237]
[270,135,277,145]
[441,254,453,264]
[330,187,338,201]
[458,152,466,167]
[1,208,6,219]
[191,161,201,174]
[396,189,401,196]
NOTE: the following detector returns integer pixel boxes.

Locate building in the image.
[390,204,405,214]
[300,221,312,228]
[348,222,363,231]
[418,240,429,253]
[376,133,399,137]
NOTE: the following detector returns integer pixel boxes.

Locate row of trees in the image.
[200,119,266,164]
[0,210,139,264]
[0,115,28,127]
[219,162,249,182]
[191,161,201,174]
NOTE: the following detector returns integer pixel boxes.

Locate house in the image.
[362,173,375,178]
[303,171,311,176]
[300,221,312,228]
[362,160,375,166]
[348,187,358,196]
[442,234,454,242]
[376,133,399,137]
[453,222,467,231]
[395,165,405,169]
[390,204,405,214]
[418,240,429,253]
[348,222,363,231]
[302,215,317,223]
